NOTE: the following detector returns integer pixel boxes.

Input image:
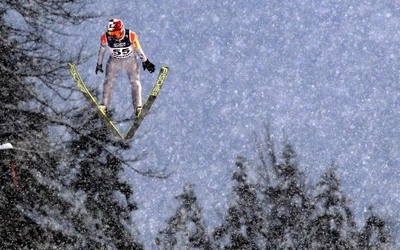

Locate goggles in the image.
[107,30,122,38]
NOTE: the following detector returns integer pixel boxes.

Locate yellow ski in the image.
[68,62,124,139]
[125,66,169,139]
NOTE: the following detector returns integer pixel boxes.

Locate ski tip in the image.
[67,62,76,70]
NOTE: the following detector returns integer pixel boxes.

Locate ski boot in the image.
[99,104,112,117]
[135,106,142,117]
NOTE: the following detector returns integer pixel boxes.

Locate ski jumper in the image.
[97,29,148,111]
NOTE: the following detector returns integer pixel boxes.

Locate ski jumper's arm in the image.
[97,34,108,65]
[129,31,148,62]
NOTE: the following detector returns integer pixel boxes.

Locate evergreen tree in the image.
[156,183,211,250]
[308,165,358,249]
[262,143,311,249]
[0,1,96,248]
[209,128,395,249]
[213,157,265,250]
[358,207,393,249]
[66,115,143,249]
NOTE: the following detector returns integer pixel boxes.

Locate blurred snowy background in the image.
[63,0,400,247]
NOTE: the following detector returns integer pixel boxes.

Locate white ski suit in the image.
[97,29,148,112]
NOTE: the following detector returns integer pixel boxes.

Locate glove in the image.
[95,64,103,74]
[142,59,155,73]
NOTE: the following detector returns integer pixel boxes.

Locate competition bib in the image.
[106,29,134,59]
[110,47,133,58]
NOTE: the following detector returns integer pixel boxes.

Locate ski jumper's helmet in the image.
[107,19,125,40]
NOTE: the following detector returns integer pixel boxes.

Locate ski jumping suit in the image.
[97,29,148,111]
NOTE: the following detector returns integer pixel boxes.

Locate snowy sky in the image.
[57,1,400,247]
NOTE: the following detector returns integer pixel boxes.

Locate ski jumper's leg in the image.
[102,57,121,108]
[124,56,142,109]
